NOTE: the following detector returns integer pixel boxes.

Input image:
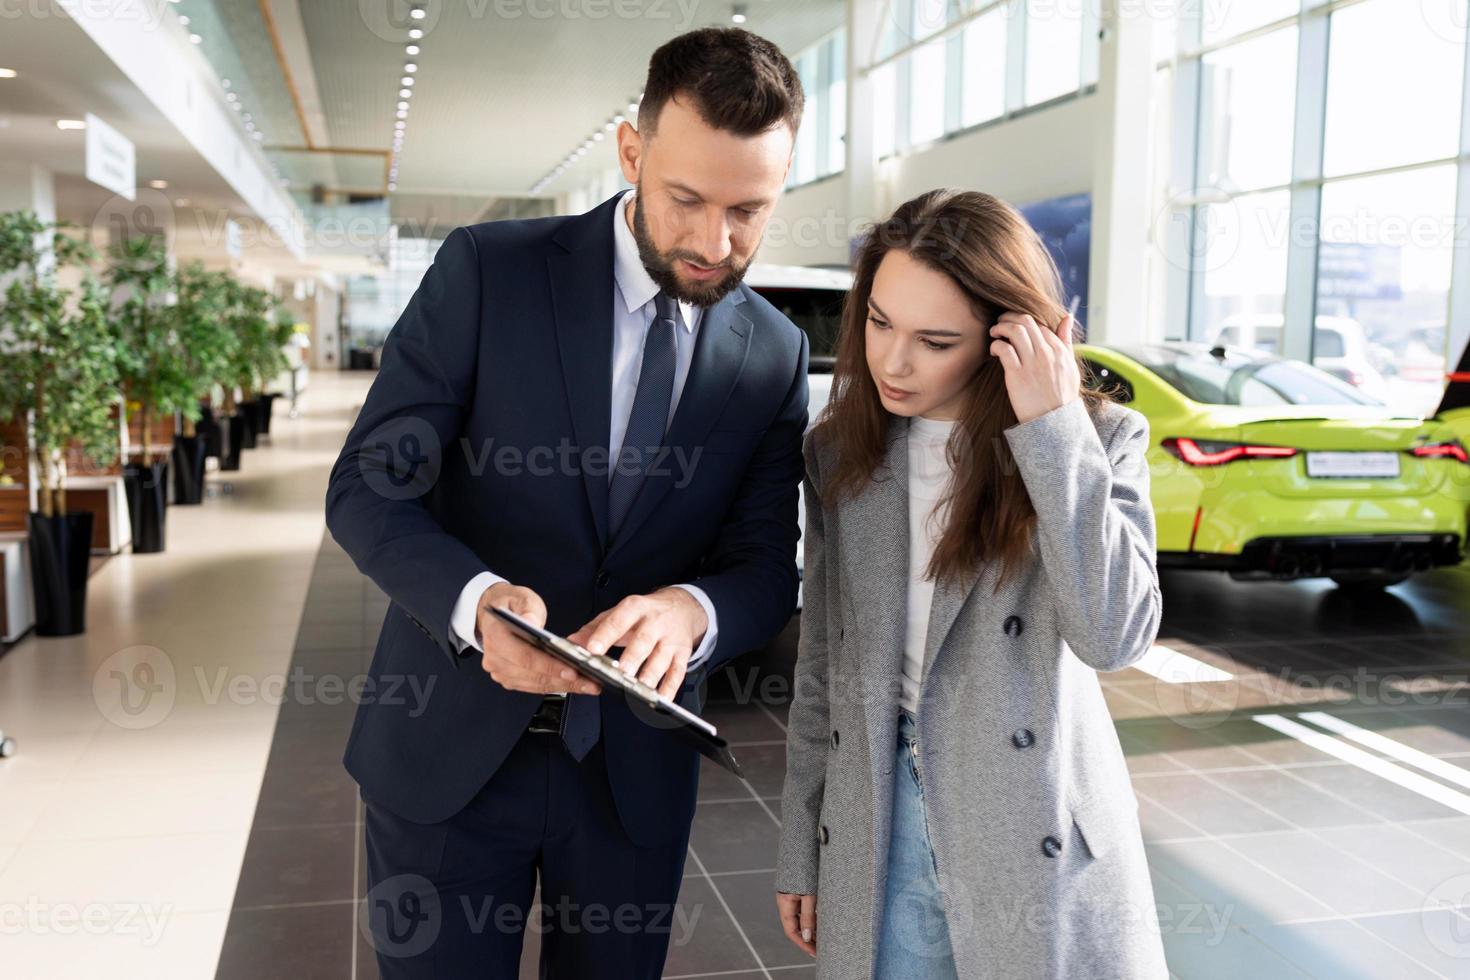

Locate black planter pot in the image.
[27,510,94,636]
[198,404,221,459]
[219,413,245,471]
[257,392,280,435]
[123,459,169,553]
[171,434,207,505]
[239,399,260,449]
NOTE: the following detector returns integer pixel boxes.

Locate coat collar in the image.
[547,191,752,555]
[840,415,989,702]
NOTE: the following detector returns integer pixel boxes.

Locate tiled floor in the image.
[219,538,1470,978]
[4,371,1470,978]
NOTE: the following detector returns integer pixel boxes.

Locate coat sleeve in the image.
[775,427,831,895]
[1002,398,1162,672]
[323,226,493,669]
[685,328,809,673]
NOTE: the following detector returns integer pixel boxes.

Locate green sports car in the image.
[1076,342,1470,590]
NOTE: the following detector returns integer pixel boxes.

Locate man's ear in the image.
[616,121,642,185]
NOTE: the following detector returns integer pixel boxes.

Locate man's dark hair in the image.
[639,27,804,139]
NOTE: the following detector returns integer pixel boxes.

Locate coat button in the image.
[1003,615,1023,637]
[1042,835,1062,858]
[595,568,610,587]
[1012,728,1034,749]
[819,825,830,845]
[830,729,840,749]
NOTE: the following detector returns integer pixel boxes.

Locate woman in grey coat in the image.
[774,189,1169,979]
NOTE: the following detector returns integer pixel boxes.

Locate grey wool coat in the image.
[776,395,1170,980]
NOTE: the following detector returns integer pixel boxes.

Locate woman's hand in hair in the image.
[988,310,1082,425]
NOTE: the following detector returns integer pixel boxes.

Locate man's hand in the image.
[476,583,600,696]
[566,588,709,699]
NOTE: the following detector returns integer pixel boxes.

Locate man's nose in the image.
[696,209,733,266]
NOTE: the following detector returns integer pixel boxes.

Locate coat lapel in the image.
[604,290,752,557]
[547,194,623,548]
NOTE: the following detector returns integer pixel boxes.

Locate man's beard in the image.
[631,186,751,307]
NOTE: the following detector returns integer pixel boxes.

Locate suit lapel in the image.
[547,195,622,548]
[604,290,752,558]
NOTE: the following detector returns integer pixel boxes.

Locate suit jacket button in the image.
[1003,615,1023,637]
[1012,728,1034,749]
[596,569,610,587]
[819,825,830,846]
[1042,835,1062,858]
[830,729,839,749]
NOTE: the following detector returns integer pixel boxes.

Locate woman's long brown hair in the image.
[814,188,1113,593]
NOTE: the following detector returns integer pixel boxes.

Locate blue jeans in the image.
[873,710,959,980]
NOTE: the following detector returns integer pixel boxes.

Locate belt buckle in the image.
[527,694,567,735]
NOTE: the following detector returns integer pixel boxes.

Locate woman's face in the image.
[863,248,989,421]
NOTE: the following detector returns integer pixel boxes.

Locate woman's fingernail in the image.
[801,928,812,943]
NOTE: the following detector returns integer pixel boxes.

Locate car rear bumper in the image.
[1159,533,1464,580]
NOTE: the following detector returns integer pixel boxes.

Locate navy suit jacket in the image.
[326,191,808,846]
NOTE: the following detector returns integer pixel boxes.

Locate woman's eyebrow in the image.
[866,298,964,338]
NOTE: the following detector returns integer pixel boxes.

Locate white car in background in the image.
[1214,314,1393,403]
[744,264,853,609]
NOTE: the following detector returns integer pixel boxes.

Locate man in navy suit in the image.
[326,27,808,979]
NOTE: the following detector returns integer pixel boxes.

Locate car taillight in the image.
[1161,437,1298,466]
[1410,440,1469,464]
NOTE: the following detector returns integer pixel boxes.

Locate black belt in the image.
[526,694,567,735]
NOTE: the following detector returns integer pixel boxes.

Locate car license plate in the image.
[1305,451,1400,479]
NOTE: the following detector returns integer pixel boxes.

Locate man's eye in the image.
[737,207,760,218]
[674,197,697,207]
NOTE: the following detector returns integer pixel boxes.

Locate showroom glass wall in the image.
[784,0,1101,190]
[1155,0,1470,419]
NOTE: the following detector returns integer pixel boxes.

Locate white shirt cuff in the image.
[672,583,719,669]
[450,570,509,655]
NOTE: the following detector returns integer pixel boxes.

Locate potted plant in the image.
[170,263,236,504]
[253,308,296,437]
[105,234,197,552]
[0,211,121,635]
[221,280,279,457]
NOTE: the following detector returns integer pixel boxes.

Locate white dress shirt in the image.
[901,414,957,714]
[449,188,721,667]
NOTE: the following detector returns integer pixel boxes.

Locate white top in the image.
[448,188,718,663]
[901,414,958,715]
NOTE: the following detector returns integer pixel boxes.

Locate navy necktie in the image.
[560,290,679,762]
[606,290,679,542]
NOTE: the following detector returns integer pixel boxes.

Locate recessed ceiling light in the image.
[401,76,414,86]
[178,14,189,25]
[189,33,201,44]
[406,45,420,55]
[399,88,411,98]
[626,101,638,115]
[592,132,604,141]
[396,109,407,119]
[226,93,237,103]
[408,28,423,39]
[404,63,417,72]
[409,7,425,19]
[149,179,168,189]
[56,119,86,130]
[396,101,409,110]
[0,68,16,79]
[221,78,231,88]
